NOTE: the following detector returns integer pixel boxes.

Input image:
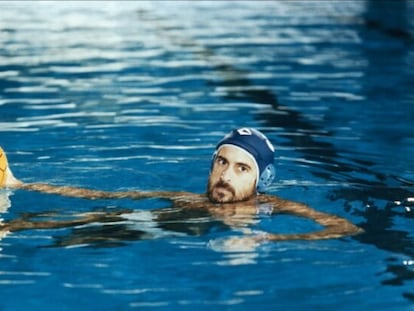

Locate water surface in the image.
[1,1,414,310]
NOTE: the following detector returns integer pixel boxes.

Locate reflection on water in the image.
[1,1,414,309]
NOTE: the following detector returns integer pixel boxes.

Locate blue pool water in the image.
[1,1,414,310]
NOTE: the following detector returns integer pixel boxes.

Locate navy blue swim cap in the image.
[214,128,275,192]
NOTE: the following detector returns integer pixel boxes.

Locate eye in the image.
[216,156,227,166]
[238,165,250,173]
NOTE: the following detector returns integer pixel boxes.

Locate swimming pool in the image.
[1,1,414,310]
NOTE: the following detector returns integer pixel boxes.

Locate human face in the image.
[207,145,258,203]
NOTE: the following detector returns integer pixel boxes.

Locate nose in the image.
[220,166,232,182]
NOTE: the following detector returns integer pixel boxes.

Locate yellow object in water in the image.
[0,147,9,187]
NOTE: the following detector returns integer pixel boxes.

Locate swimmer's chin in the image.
[210,198,233,204]
[207,193,230,204]
[207,189,233,204]
[207,192,249,204]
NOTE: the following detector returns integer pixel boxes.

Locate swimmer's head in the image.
[207,128,275,203]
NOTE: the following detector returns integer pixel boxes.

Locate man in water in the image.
[0,128,362,243]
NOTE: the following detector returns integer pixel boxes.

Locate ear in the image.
[257,164,275,193]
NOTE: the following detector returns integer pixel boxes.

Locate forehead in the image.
[217,145,256,167]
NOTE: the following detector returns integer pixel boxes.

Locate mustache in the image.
[213,180,235,196]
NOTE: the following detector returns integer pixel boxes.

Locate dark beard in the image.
[214,180,236,196]
[207,179,235,203]
[207,179,256,204]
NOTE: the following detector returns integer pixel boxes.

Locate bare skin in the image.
[0,146,363,243]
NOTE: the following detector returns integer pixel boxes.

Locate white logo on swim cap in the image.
[237,128,252,136]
